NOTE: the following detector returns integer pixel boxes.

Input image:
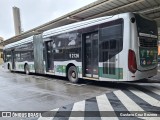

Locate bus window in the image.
[135,14,158,68]
[4,50,11,62]
[53,34,67,60]
[15,52,21,62]
[66,32,81,60]
[99,19,123,75]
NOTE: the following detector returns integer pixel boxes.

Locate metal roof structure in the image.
[1,0,160,45]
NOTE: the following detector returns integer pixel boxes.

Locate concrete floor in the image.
[0,67,116,111]
[0,66,159,120]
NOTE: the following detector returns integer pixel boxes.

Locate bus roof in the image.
[4,12,132,50]
[4,36,33,50]
[42,12,130,38]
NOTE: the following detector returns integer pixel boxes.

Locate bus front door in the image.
[83,32,99,78]
[11,50,15,70]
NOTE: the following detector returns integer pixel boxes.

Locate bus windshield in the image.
[134,14,158,68]
[134,14,158,36]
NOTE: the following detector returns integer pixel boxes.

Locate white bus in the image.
[3,12,158,83]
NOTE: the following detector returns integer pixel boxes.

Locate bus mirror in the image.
[131,17,135,23]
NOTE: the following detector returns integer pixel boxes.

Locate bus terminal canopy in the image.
[1,0,160,45]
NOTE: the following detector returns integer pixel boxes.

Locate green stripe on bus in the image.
[29,64,35,70]
[55,65,123,79]
[56,65,66,73]
[18,64,24,69]
[55,65,82,74]
[18,64,35,70]
[99,67,123,79]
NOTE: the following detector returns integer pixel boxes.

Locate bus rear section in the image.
[128,13,158,81]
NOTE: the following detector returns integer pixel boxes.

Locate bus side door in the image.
[83,31,99,78]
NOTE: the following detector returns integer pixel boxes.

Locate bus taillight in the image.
[128,49,137,73]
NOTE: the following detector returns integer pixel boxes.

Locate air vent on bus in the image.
[139,38,157,47]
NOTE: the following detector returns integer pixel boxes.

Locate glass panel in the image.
[103,62,108,74]
[134,14,158,36]
[46,41,54,71]
[110,40,116,49]
[102,41,109,50]
[109,63,115,75]
[5,51,11,62]
[109,55,115,62]
[53,34,67,60]
[100,24,122,40]
[84,32,98,77]
[103,51,108,63]
[109,55,115,75]
[85,35,92,75]
[15,53,21,62]
[99,19,123,76]
[66,32,81,60]
[11,50,15,69]
[92,34,98,75]
[20,52,33,62]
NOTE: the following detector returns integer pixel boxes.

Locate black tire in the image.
[67,66,79,83]
[25,64,30,75]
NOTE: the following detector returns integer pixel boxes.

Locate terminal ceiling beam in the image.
[86,0,145,19]
[139,6,160,14]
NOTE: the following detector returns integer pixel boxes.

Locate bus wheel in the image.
[67,66,79,83]
[25,64,30,75]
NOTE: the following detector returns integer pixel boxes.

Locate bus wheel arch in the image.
[66,63,79,83]
[24,63,30,75]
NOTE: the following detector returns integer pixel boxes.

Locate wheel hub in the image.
[71,71,76,78]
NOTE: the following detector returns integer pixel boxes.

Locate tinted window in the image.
[15,42,33,51]
[15,52,21,62]
[134,14,158,36]
[99,19,123,75]
[14,42,34,62]
[4,50,11,62]
[21,52,34,61]
[53,34,67,60]
[66,32,81,60]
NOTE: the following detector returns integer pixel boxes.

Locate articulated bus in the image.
[3,13,158,83]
